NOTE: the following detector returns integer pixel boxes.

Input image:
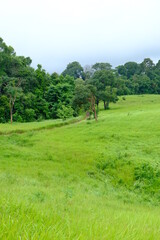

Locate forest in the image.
[1,37,160,123]
[1,37,160,239]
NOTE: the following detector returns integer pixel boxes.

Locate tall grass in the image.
[0,95,160,239]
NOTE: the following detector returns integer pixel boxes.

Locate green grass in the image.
[1,95,160,239]
[0,116,81,135]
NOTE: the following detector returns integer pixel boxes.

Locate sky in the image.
[1,0,160,73]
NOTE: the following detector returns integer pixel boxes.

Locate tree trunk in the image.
[93,107,97,121]
[85,111,90,120]
[92,96,97,121]
[10,107,13,124]
[104,101,107,110]
[106,101,110,109]
[96,99,99,108]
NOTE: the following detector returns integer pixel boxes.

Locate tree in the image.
[156,60,160,70]
[83,65,95,79]
[92,62,112,71]
[0,95,10,122]
[140,58,155,76]
[0,38,15,77]
[116,65,127,76]
[102,86,118,109]
[73,79,97,120]
[5,78,22,124]
[87,84,97,120]
[90,69,116,109]
[117,62,140,78]
[62,61,84,79]
[124,62,140,78]
[46,75,74,119]
[131,74,152,94]
[35,64,51,97]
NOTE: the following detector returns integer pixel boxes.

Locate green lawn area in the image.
[0,95,160,239]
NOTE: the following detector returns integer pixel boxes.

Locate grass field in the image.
[0,117,81,135]
[0,95,160,239]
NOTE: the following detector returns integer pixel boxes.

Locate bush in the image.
[23,109,36,122]
[57,105,74,120]
[133,163,160,195]
[13,112,23,122]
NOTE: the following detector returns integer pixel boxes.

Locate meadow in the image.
[0,95,160,239]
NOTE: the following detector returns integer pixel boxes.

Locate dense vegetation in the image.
[1,37,160,123]
[0,95,160,239]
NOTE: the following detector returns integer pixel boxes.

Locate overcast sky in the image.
[1,0,160,73]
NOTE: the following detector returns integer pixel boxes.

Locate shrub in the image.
[13,112,23,122]
[23,109,36,122]
[57,105,74,120]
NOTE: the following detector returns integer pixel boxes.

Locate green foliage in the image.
[134,163,160,195]
[57,105,74,120]
[23,109,36,122]
[62,61,84,79]
[73,79,90,112]
[92,62,112,71]
[88,69,118,109]
[1,37,160,124]
[0,95,10,122]
[13,112,23,122]
[46,75,74,119]
[103,86,118,109]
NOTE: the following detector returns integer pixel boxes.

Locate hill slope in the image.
[0,95,160,239]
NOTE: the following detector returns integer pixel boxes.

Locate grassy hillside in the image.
[0,95,160,239]
[0,117,81,135]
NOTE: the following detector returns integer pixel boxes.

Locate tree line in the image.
[0,37,160,123]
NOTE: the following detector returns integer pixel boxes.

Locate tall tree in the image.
[5,78,22,124]
[73,79,97,120]
[89,69,116,109]
[46,75,74,119]
[92,62,112,71]
[83,65,95,79]
[102,86,118,109]
[117,62,140,78]
[62,61,84,79]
